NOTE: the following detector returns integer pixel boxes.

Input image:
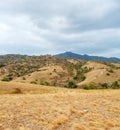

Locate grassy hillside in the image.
[0,82,120,129]
[0,54,120,89]
[0,81,67,94]
[0,55,120,129]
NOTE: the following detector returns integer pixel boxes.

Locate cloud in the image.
[0,0,120,57]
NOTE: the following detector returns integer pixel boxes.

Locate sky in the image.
[0,0,120,57]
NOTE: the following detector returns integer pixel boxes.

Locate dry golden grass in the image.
[78,61,120,86]
[0,81,67,94]
[13,65,68,84]
[1,58,120,88]
[0,82,120,130]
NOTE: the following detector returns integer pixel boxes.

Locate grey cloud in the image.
[0,0,120,57]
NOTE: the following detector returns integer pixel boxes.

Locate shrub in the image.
[80,75,86,81]
[65,81,77,88]
[0,64,5,68]
[40,81,50,86]
[10,88,22,94]
[51,81,57,86]
[74,74,86,81]
[84,82,96,90]
[82,66,92,73]
[111,81,120,89]
[1,76,13,82]
[99,83,110,89]
[106,73,110,76]
[73,76,78,80]
[83,81,120,90]
[22,77,26,80]
[107,69,114,73]
[30,81,37,84]
[97,82,120,89]
[53,69,56,72]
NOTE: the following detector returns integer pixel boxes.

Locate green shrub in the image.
[99,83,110,89]
[65,81,77,88]
[107,68,114,73]
[40,81,50,86]
[80,75,86,81]
[73,76,78,80]
[30,81,37,84]
[51,81,57,86]
[82,66,92,73]
[84,82,96,90]
[83,81,120,90]
[1,76,13,82]
[74,74,86,81]
[111,81,120,89]
[0,64,5,68]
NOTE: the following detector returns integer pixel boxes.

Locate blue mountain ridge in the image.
[55,52,120,63]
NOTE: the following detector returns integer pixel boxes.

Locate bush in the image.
[80,75,86,81]
[0,64,5,68]
[22,77,26,80]
[107,69,114,73]
[111,81,120,89]
[106,73,110,76]
[74,74,86,81]
[40,81,50,86]
[1,76,13,82]
[99,81,120,89]
[73,76,78,80]
[84,82,96,90]
[51,81,57,86]
[11,88,22,94]
[83,81,120,90]
[30,81,37,84]
[99,83,110,89]
[65,81,77,88]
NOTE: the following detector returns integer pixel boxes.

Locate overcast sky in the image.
[0,0,120,57]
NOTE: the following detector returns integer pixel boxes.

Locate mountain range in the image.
[55,52,120,62]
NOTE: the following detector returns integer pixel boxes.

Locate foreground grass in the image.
[0,82,120,130]
[0,81,68,94]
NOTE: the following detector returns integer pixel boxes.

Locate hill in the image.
[0,54,120,88]
[0,82,120,129]
[0,55,120,129]
[55,52,120,63]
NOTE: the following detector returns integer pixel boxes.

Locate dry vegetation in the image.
[0,55,86,86]
[0,55,120,130]
[0,55,120,88]
[0,81,65,94]
[0,81,120,130]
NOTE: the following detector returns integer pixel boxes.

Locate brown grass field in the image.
[0,81,120,130]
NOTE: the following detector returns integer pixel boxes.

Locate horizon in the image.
[0,0,120,58]
[0,51,120,59]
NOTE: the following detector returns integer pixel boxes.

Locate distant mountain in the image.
[55,52,120,62]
